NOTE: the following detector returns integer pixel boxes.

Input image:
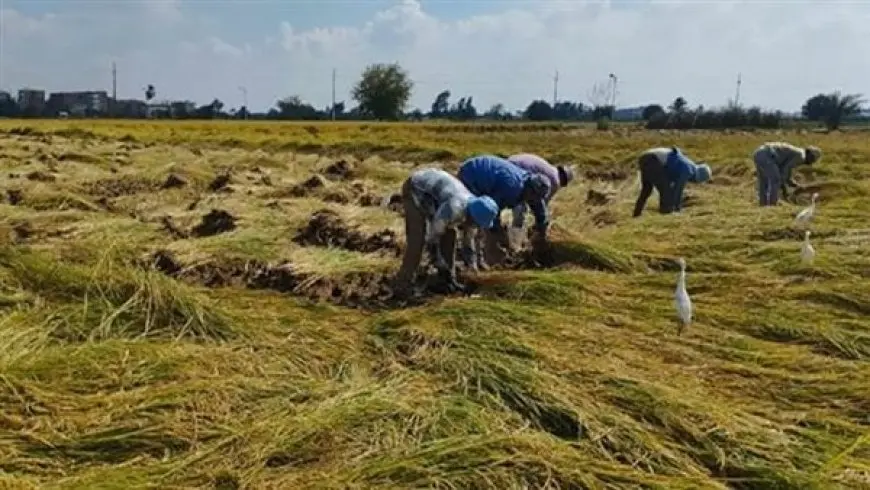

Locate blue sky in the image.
[2,0,868,113]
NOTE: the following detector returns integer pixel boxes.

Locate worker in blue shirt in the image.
[633,147,712,217]
[457,154,552,266]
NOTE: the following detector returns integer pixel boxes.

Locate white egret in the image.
[795,192,818,227]
[801,230,815,265]
[674,257,692,336]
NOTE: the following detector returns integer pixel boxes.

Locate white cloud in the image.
[1,0,868,112]
[209,37,245,58]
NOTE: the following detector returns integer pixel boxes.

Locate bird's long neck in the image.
[678,268,686,290]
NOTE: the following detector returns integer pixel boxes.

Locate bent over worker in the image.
[457,154,552,266]
[507,153,575,229]
[633,147,712,217]
[752,142,821,206]
[393,168,499,293]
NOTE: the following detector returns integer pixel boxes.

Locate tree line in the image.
[2,62,865,130]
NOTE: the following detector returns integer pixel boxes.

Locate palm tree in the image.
[823,91,864,130]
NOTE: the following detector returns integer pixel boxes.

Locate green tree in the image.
[484,103,506,120]
[642,104,665,120]
[669,97,687,113]
[351,63,414,120]
[802,92,864,130]
[430,90,450,118]
[524,100,553,121]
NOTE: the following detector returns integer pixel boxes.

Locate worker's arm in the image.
[510,203,526,229]
[671,173,689,212]
[527,198,549,234]
[777,147,804,187]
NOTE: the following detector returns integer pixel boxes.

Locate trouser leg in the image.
[439,227,457,278]
[394,179,427,289]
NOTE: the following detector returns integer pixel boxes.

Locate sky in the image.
[1,0,868,113]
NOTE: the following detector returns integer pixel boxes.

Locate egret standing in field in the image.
[674,257,692,336]
[801,230,816,265]
[795,192,819,228]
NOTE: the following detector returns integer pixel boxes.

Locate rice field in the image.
[1,120,869,489]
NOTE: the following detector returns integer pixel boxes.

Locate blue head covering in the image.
[467,195,498,229]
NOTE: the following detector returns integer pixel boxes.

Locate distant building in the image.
[0,91,12,104]
[170,101,197,117]
[17,88,46,115]
[147,100,172,118]
[46,91,109,116]
[114,99,149,118]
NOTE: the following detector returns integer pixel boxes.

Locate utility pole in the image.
[608,73,618,109]
[331,68,336,121]
[238,86,248,120]
[552,70,559,108]
[734,72,742,106]
[111,62,117,116]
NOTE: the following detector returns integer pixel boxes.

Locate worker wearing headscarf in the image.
[752,142,821,206]
[633,147,712,217]
[394,168,499,294]
[457,154,552,266]
[506,153,575,228]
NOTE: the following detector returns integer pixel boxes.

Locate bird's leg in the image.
[676,320,687,336]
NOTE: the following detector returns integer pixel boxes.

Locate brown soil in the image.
[26,171,56,182]
[591,210,618,227]
[81,176,159,198]
[161,173,188,189]
[385,193,404,213]
[322,160,354,181]
[208,173,232,192]
[754,227,838,242]
[323,191,351,204]
[6,189,22,205]
[293,209,401,256]
[140,250,469,310]
[11,221,33,243]
[584,169,629,181]
[585,188,613,206]
[190,209,237,237]
[286,175,327,197]
[358,193,383,207]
